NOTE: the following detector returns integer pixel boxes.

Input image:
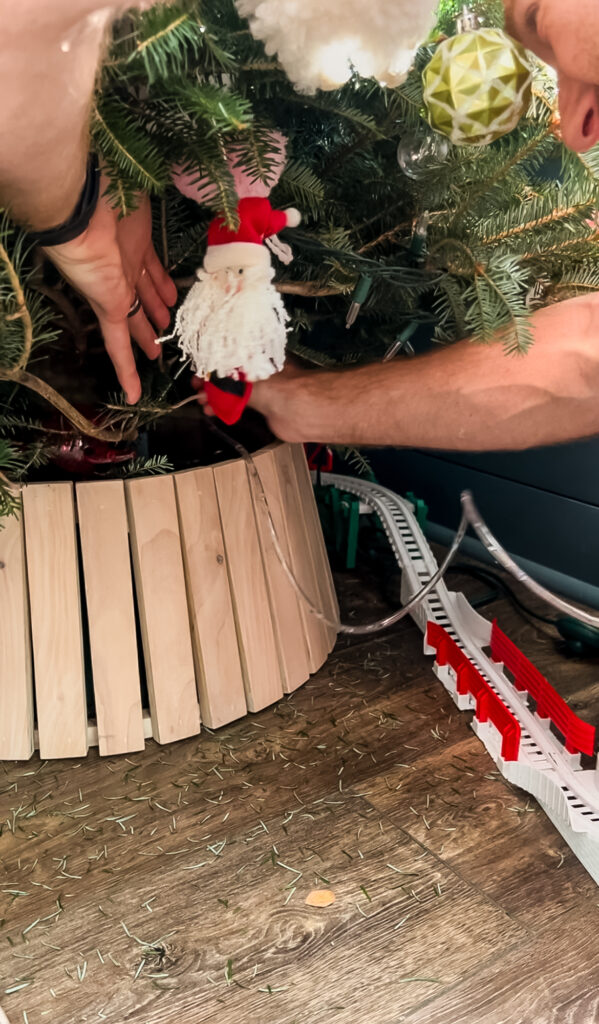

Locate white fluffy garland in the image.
[235,0,438,92]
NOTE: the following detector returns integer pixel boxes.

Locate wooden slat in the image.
[273,444,330,673]
[76,480,145,756]
[125,475,201,745]
[0,502,34,760]
[22,483,88,759]
[251,446,312,693]
[213,458,283,712]
[175,467,247,728]
[290,444,339,652]
[87,709,152,749]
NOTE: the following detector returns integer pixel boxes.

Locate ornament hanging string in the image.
[201,410,599,636]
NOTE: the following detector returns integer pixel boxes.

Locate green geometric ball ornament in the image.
[423,28,533,146]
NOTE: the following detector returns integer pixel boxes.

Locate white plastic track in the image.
[322,472,599,885]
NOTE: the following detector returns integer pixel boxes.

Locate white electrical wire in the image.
[206,415,598,637]
[206,415,467,634]
[255,463,468,635]
[461,490,599,628]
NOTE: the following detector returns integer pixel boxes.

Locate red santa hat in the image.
[204,196,301,273]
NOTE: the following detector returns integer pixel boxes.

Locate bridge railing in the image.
[490,623,595,757]
[426,622,521,761]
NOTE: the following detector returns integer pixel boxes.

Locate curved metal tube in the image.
[461,490,599,628]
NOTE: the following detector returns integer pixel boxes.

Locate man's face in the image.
[505,0,599,151]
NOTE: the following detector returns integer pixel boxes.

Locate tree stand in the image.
[0,442,338,761]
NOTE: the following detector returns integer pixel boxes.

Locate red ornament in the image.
[49,436,136,477]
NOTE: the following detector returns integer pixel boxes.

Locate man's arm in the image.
[0,1,174,404]
[251,294,599,451]
[0,2,114,229]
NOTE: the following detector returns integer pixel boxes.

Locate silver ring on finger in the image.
[127,295,142,318]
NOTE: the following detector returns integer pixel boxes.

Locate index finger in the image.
[98,314,142,404]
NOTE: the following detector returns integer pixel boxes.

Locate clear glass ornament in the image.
[397,129,450,180]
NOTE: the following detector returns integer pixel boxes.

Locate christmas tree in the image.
[1,0,599,521]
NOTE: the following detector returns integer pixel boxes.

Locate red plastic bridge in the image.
[490,622,596,757]
[426,621,521,760]
[426,620,596,761]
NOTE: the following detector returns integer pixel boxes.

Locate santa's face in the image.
[210,263,275,295]
[212,267,245,295]
[179,257,287,382]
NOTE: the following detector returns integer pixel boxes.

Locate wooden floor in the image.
[1,562,599,1024]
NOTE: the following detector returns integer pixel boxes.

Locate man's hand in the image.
[250,362,309,441]
[249,295,599,452]
[44,183,177,404]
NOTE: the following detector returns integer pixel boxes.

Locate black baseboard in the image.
[368,441,599,605]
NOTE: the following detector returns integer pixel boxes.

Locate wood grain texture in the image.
[251,445,312,693]
[22,483,88,759]
[86,709,153,748]
[0,503,34,761]
[175,467,247,728]
[353,713,598,931]
[2,565,599,1024]
[125,475,201,745]
[0,801,526,1024]
[76,480,145,757]
[273,443,331,674]
[213,458,283,711]
[290,443,339,652]
[402,924,599,1024]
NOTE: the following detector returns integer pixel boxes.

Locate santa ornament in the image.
[168,133,300,424]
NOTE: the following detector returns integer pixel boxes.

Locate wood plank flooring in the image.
[1,562,598,1024]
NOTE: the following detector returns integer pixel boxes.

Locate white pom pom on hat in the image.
[284,208,302,228]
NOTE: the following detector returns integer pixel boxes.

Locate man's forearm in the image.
[0,2,116,229]
[254,294,599,451]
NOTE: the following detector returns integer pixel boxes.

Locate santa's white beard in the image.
[173,263,289,381]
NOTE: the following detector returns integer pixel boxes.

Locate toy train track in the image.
[322,472,599,886]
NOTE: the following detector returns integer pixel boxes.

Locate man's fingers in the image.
[128,307,161,361]
[190,375,213,413]
[145,246,178,307]
[98,315,142,404]
[137,270,171,332]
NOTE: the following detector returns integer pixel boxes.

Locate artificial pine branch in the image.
[0,440,23,521]
[275,162,326,220]
[0,238,33,372]
[92,98,170,201]
[120,454,174,476]
[129,10,203,82]
[0,220,135,443]
[0,369,138,442]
